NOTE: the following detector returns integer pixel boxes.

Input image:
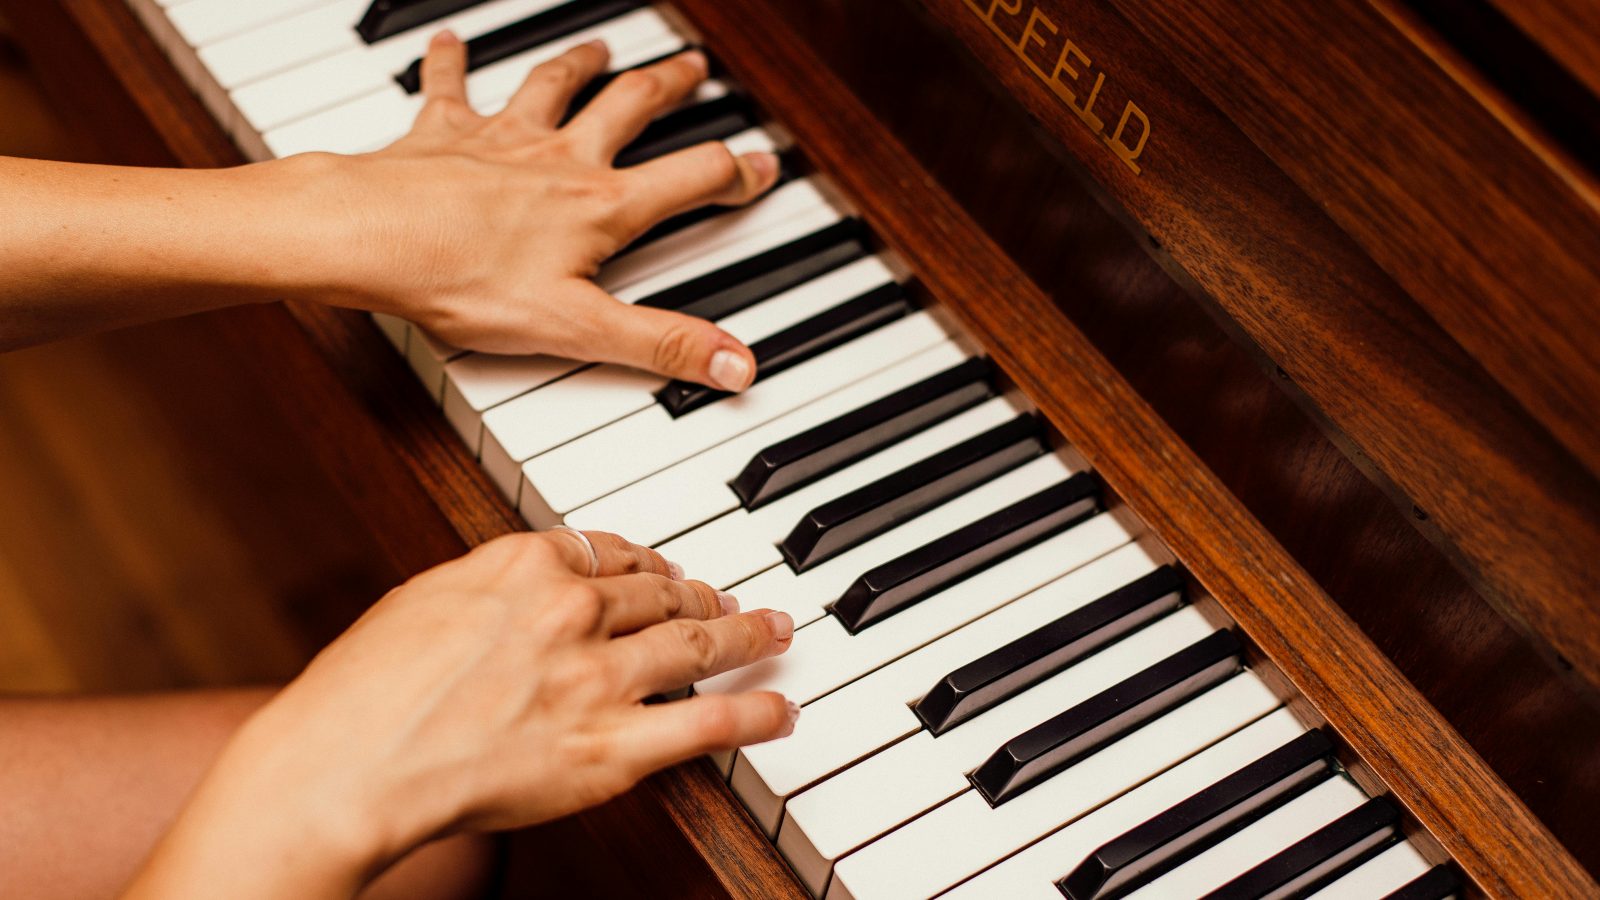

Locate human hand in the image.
[312,35,780,392]
[126,530,795,899]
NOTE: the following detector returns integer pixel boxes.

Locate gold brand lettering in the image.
[963,0,1150,174]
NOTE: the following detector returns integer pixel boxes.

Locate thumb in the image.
[564,283,757,391]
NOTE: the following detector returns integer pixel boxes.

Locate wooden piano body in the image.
[6,0,1598,895]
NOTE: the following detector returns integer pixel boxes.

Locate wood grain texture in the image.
[671,0,1596,895]
[1129,0,1600,480]
[911,0,1600,705]
[784,0,1600,869]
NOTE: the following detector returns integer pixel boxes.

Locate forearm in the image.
[0,154,351,351]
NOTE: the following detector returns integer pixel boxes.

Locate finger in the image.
[543,529,675,578]
[540,282,758,391]
[610,608,794,696]
[619,692,798,775]
[619,144,780,231]
[500,39,611,129]
[595,574,737,635]
[562,50,710,160]
[420,30,469,106]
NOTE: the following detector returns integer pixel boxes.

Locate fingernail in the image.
[584,38,608,51]
[717,590,739,616]
[765,610,794,642]
[784,700,801,735]
[681,49,709,75]
[433,29,461,46]
[747,151,779,182]
[709,349,753,392]
[667,560,685,581]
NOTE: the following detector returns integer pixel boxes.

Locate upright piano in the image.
[8,0,1598,896]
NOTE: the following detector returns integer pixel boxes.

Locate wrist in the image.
[237,153,382,309]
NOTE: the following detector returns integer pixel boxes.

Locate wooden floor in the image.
[0,30,400,694]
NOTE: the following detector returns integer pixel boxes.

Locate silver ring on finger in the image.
[551,525,599,578]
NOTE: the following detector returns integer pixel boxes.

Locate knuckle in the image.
[532,58,577,89]
[650,322,701,375]
[690,581,721,618]
[699,141,740,184]
[612,69,662,101]
[674,622,719,675]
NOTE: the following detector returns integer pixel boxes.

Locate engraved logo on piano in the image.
[964,0,1151,174]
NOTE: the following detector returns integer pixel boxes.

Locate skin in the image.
[0,34,800,899]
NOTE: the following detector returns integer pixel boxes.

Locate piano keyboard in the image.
[131,1,1459,897]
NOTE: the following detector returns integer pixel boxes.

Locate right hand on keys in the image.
[311,35,780,393]
[124,530,796,899]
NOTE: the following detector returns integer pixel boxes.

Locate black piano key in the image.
[638,219,868,321]
[1056,729,1335,900]
[614,95,757,168]
[357,0,483,44]
[1202,798,1401,900]
[827,472,1102,634]
[730,357,994,510]
[918,566,1186,738]
[395,0,641,93]
[655,283,911,418]
[1383,865,1461,900]
[969,629,1244,807]
[780,414,1043,572]
[622,151,801,252]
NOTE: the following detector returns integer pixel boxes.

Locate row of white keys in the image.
[701,507,1145,713]
[712,449,1085,629]
[482,255,898,494]
[517,310,956,525]
[821,672,1283,900]
[1307,841,1434,899]
[1120,775,1368,899]
[168,0,332,48]
[263,7,683,157]
[475,199,851,487]
[939,708,1311,900]
[725,535,1161,833]
[774,606,1220,895]
[658,393,1030,590]
[563,341,977,545]
[225,0,555,122]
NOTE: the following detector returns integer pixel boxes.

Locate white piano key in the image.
[724,533,1159,833]
[820,672,1284,900]
[721,125,781,157]
[169,0,330,48]
[940,708,1310,900]
[477,203,851,495]
[372,311,410,353]
[1307,841,1434,900]
[1122,775,1367,900]
[231,0,567,132]
[563,341,974,545]
[200,0,369,91]
[443,354,579,452]
[719,450,1085,628]
[776,607,1219,896]
[483,255,894,475]
[599,178,835,297]
[517,310,954,524]
[264,10,680,157]
[405,327,465,404]
[658,394,1024,590]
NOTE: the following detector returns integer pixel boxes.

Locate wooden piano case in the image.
[6,0,1597,896]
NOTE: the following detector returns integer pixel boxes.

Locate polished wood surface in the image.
[10,0,1599,896]
[912,0,1600,705]
[668,2,1596,895]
